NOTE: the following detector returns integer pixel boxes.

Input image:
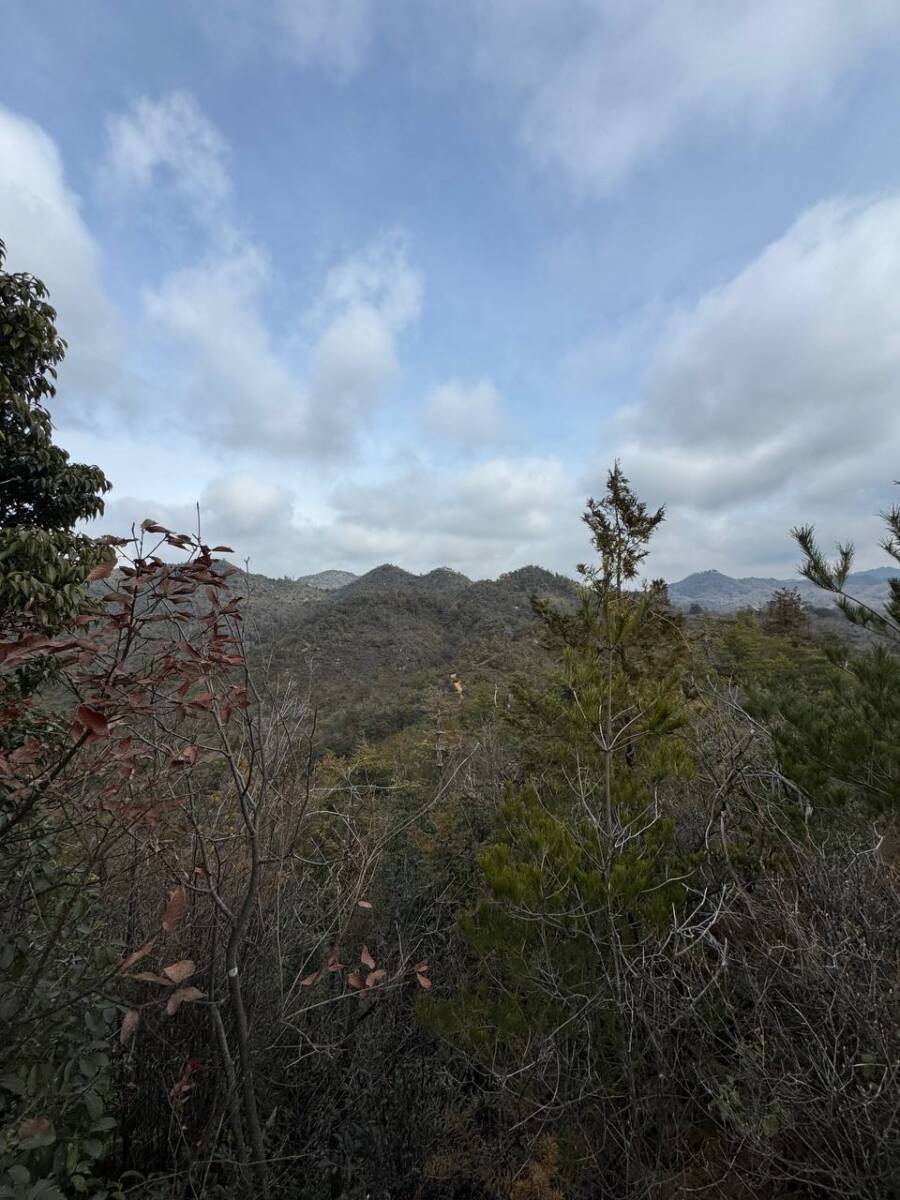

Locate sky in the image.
[2,1,900,583]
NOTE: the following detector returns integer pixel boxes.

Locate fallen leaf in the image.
[360,944,376,970]
[357,899,373,909]
[366,969,387,988]
[300,971,320,987]
[347,971,365,991]
[415,972,432,990]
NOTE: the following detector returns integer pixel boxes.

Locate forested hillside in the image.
[2,244,900,1200]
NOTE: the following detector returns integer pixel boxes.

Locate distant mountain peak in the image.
[295,569,358,591]
[669,564,899,612]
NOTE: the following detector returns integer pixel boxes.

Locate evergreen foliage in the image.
[425,465,700,1150]
[0,239,111,628]
[762,585,809,638]
[745,495,900,817]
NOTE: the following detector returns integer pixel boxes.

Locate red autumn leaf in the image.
[162,959,196,984]
[366,969,387,988]
[181,744,198,766]
[161,884,187,932]
[300,971,321,987]
[357,899,373,909]
[120,1009,141,1044]
[118,937,157,974]
[166,985,206,1016]
[75,704,109,738]
[347,971,365,991]
[141,519,169,533]
[211,545,234,553]
[194,864,210,881]
[87,559,115,581]
[415,972,432,990]
[414,961,430,973]
[360,944,376,970]
[325,948,344,972]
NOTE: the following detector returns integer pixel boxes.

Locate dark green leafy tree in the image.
[0,238,111,629]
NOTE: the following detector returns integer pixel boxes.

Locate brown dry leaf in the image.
[120,1009,141,1044]
[162,959,196,984]
[347,971,366,991]
[166,985,206,1016]
[360,944,376,970]
[414,961,430,973]
[300,971,321,987]
[415,972,432,990]
[325,947,344,972]
[161,884,187,932]
[131,970,174,986]
[357,899,373,909]
[365,969,387,988]
[118,937,157,974]
[87,560,115,581]
[75,704,109,738]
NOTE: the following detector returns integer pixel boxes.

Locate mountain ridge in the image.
[261,562,898,616]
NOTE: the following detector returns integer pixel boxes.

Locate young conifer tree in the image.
[748,492,900,817]
[425,464,701,1189]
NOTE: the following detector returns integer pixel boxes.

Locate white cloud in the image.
[626,194,900,505]
[425,379,509,451]
[200,473,293,535]
[95,454,583,579]
[100,93,423,458]
[0,106,122,415]
[469,0,899,193]
[140,230,421,457]
[594,191,900,577]
[101,91,231,228]
[316,231,423,331]
[325,453,579,575]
